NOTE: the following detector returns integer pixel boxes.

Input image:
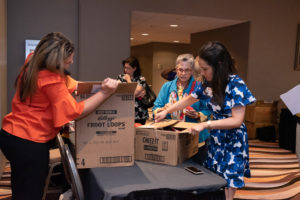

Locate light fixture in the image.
[173,40,180,43]
[141,33,149,36]
[170,24,178,27]
[130,37,134,40]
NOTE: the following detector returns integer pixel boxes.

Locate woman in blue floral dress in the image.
[155,41,256,200]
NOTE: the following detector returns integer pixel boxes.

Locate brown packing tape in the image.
[76,82,137,94]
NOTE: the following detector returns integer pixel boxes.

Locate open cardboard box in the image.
[75,82,137,168]
[135,120,199,166]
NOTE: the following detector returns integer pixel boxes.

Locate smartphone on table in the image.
[184,166,204,175]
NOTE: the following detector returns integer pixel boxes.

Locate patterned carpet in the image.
[0,140,299,200]
[235,140,300,200]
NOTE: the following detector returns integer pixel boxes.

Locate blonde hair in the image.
[193,58,203,82]
[16,32,74,101]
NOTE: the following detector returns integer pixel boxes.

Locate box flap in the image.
[138,119,178,129]
[170,121,195,133]
[173,121,197,129]
[76,82,137,94]
[138,120,196,133]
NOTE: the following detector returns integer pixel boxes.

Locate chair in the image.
[42,148,63,200]
[57,134,84,200]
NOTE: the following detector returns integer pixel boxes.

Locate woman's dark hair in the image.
[122,56,141,78]
[198,41,237,106]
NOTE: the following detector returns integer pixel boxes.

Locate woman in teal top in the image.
[153,53,211,164]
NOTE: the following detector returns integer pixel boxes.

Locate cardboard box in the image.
[245,103,277,123]
[245,121,277,139]
[75,82,137,168]
[135,120,199,166]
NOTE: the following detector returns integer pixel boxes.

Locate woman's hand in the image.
[153,103,170,116]
[188,123,206,135]
[124,74,132,82]
[136,89,146,98]
[101,78,119,96]
[135,85,145,97]
[77,78,118,120]
[185,108,198,119]
[154,110,168,122]
[154,107,165,115]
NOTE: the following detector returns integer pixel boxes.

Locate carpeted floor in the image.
[0,140,299,200]
[234,140,300,200]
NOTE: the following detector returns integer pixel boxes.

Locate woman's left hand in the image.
[135,85,145,97]
[188,123,206,135]
[155,110,168,122]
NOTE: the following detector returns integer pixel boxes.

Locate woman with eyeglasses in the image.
[153,53,211,164]
[155,42,256,200]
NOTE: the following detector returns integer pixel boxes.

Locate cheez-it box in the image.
[75,82,137,168]
[135,120,199,166]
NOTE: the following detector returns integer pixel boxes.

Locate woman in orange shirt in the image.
[0,32,118,200]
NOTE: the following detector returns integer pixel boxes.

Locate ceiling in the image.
[130,11,246,46]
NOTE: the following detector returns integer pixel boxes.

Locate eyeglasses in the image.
[177,68,192,73]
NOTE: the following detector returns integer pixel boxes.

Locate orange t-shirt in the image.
[2,70,84,143]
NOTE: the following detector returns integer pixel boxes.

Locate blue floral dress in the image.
[191,74,256,188]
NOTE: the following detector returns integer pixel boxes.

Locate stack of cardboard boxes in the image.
[245,101,278,139]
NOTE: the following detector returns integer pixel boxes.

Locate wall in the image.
[0,0,6,125]
[79,0,300,101]
[79,0,130,81]
[131,42,191,94]
[131,43,154,85]
[191,22,250,81]
[152,43,191,94]
[6,0,78,111]
[6,0,300,108]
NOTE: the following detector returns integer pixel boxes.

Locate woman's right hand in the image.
[135,85,145,97]
[154,110,168,122]
[77,78,118,120]
[101,78,119,96]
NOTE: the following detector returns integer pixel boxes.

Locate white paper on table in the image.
[280,84,300,115]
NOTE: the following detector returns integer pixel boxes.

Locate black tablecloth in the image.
[80,160,226,200]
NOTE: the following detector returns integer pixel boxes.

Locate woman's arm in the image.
[135,84,145,97]
[77,78,119,119]
[124,74,146,98]
[155,95,198,122]
[189,106,245,135]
